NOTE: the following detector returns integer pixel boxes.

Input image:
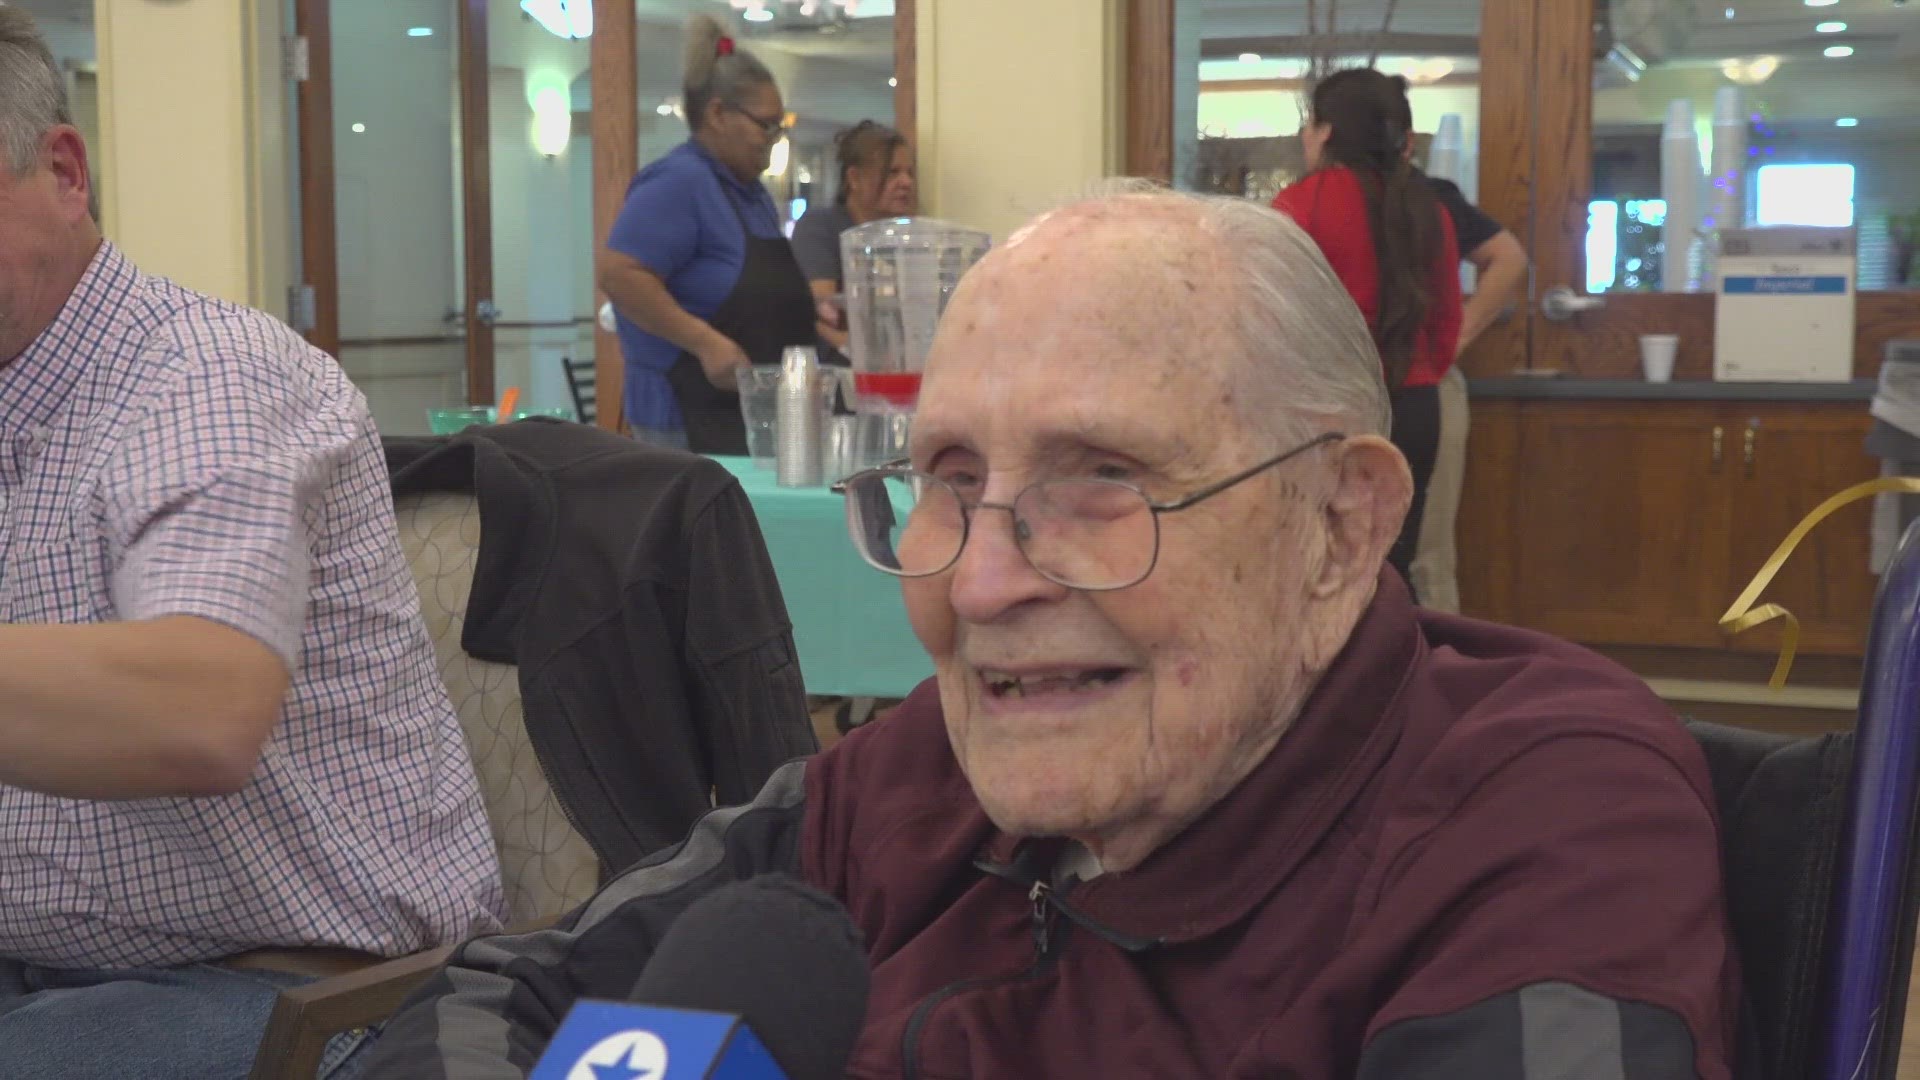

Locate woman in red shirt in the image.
[1273,69,1463,585]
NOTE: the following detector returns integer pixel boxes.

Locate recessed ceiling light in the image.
[1836,117,1859,127]
[407,26,433,37]
[1824,44,1855,57]
[351,123,366,133]
[1805,0,1839,7]
[1725,5,1736,18]
[1238,52,1262,64]
[1816,21,1847,32]
[743,6,774,21]
[887,76,898,88]
[655,102,674,116]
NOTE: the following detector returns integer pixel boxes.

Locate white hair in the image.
[1017,179,1392,447]
[0,6,70,174]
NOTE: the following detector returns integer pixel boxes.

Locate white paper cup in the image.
[1640,334,1680,383]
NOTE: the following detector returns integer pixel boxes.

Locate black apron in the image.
[666,186,817,455]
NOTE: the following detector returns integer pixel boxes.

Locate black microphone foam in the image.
[629,873,870,1080]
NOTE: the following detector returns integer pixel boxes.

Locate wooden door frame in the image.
[1124,0,1174,182]
[588,0,637,434]
[293,0,338,358]
[589,1,921,434]
[894,0,917,149]
[456,0,495,406]
[295,0,496,405]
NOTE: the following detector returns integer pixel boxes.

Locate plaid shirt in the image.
[0,243,504,969]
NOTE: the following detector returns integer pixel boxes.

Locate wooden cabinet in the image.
[1460,399,1878,657]
[1722,407,1881,655]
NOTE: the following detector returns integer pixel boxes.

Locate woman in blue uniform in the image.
[595,15,816,454]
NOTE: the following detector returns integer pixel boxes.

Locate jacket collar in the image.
[974,569,1422,946]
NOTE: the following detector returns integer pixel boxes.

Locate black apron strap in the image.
[667,180,818,455]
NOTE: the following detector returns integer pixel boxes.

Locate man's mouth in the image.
[978,667,1133,700]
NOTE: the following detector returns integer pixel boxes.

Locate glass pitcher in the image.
[840,217,992,415]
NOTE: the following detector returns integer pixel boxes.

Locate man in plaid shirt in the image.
[0,11,503,1078]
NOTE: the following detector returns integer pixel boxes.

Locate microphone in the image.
[531,874,870,1080]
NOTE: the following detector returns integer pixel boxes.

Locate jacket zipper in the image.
[900,881,1063,1080]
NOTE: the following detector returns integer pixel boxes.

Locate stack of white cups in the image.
[776,346,824,488]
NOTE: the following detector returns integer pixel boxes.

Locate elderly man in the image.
[363,188,1735,1078]
[0,11,501,1078]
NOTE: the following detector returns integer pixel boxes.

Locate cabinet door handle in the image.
[1711,425,1724,470]
[1744,423,1758,477]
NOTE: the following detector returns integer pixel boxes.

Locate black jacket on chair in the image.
[385,420,817,875]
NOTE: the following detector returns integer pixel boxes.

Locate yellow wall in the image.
[94,0,289,310]
[917,0,1124,241]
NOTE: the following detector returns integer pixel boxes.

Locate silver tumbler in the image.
[776,345,823,487]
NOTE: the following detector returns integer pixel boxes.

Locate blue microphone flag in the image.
[530,1000,788,1080]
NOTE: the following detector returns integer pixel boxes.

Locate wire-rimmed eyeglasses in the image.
[831,432,1344,592]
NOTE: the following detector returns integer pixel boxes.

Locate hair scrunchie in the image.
[716,36,735,57]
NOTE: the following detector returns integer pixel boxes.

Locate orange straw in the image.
[496,386,521,421]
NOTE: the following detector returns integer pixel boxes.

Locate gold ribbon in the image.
[1720,476,1920,687]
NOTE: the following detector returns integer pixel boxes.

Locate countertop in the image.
[1468,377,1876,403]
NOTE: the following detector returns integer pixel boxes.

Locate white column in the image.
[916,0,1124,241]
[93,0,290,311]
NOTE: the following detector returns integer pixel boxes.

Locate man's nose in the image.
[947,504,1069,622]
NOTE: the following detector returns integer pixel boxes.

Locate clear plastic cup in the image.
[737,364,784,467]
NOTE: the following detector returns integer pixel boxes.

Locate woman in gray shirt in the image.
[792,120,916,358]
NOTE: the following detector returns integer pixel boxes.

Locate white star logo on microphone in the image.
[568,1030,670,1080]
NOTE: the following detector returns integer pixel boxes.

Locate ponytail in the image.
[1308,69,1441,389]
[682,14,775,132]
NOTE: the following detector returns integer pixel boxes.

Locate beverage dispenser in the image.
[840,217,992,415]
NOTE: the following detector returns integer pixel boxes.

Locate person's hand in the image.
[816,298,846,331]
[699,335,752,388]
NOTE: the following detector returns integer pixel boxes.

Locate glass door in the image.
[1143,0,1531,376]
[482,0,595,424]
[1533,0,1920,379]
[293,0,496,435]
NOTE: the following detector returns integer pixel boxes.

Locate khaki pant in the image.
[1410,367,1469,614]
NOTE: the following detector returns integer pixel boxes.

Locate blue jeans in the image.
[633,426,691,451]
[0,960,374,1079]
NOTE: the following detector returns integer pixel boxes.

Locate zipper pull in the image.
[1029,880,1054,955]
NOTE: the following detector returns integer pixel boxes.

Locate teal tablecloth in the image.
[715,457,933,698]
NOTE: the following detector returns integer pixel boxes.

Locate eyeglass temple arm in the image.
[1149,432,1346,513]
[830,458,913,496]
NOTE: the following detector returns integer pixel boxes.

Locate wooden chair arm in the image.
[247,918,559,1080]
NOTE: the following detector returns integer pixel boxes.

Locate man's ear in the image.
[1311,435,1412,598]
[43,126,93,226]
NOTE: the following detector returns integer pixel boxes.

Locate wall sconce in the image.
[531,87,572,157]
